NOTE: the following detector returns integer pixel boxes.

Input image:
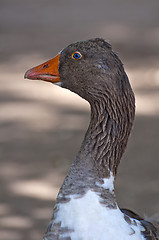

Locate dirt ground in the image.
[0,1,159,239]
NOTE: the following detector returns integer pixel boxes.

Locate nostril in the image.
[42,64,49,69]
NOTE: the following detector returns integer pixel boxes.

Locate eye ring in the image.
[72,51,82,60]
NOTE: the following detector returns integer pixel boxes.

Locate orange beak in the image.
[24,54,60,83]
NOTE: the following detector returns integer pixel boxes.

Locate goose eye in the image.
[72,51,82,60]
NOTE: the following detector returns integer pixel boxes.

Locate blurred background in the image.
[0,0,159,239]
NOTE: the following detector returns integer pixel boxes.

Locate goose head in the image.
[24,38,134,107]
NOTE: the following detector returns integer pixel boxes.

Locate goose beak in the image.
[24,54,60,84]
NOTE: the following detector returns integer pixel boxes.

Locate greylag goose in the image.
[25,38,159,240]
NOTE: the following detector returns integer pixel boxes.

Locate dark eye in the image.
[72,51,82,60]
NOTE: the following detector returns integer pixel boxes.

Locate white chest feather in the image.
[54,190,145,240]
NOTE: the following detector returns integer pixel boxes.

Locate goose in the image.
[24,38,159,240]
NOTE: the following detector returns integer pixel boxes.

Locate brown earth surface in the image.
[0,0,159,239]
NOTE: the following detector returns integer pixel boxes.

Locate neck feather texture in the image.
[57,82,135,201]
[76,86,135,179]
